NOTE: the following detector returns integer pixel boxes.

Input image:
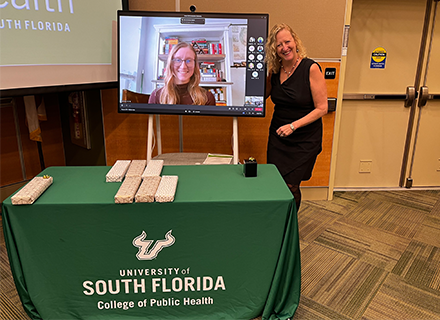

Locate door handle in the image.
[418,86,429,107]
[404,86,416,107]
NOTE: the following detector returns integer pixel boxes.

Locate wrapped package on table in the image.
[142,160,164,178]
[135,176,161,203]
[155,175,178,203]
[11,176,53,205]
[115,176,142,204]
[106,160,131,182]
[126,160,147,178]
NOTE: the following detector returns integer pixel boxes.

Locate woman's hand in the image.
[277,123,295,137]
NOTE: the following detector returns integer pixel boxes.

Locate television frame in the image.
[117,10,269,118]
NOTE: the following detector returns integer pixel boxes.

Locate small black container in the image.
[243,159,257,177]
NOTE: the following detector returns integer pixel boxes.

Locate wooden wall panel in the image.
[102,88,148,165]
[1,95,65,187]
[38,94,66,169]
[181,116,234,154]
[237,114,272,164]
[17,95,65,180]
[14,97,42,178]
[302,112,335,187]
[0,104,24,185]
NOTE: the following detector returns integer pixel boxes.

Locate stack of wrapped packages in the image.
[107,160,178,204]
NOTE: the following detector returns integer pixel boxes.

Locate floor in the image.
[293,189,440,320]
[1,190,440,320]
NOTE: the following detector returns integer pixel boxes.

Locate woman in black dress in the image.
[265,23,328,211]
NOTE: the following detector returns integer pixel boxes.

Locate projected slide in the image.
[0,0,122,92]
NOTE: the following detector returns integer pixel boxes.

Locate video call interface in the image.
[118,11,269,117]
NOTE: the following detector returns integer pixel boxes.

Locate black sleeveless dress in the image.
[267,58,322,185]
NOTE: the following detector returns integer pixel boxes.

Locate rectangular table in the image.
[3,164,300,320]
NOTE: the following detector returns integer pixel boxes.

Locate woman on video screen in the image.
[148,42,216,106]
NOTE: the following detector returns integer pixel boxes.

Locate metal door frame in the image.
[400,0,438,187]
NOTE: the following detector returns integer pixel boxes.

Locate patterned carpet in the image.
[295,190,440,320]
[1,190,440,320]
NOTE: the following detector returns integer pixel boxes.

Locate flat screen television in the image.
[118,10,269,117]
[0,0,122,97]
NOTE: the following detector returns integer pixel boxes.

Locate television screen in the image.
[0,0,122,96]
[118,10,268,117]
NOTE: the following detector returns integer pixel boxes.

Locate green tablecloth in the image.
[2,164,300,320]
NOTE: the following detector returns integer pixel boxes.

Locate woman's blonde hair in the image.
[265,23,307,74]
[160,42,208,105]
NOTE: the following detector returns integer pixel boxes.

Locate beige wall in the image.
[130,0,346,59]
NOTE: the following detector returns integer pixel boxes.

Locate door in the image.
[408,2,440,186]
[335,0,440,188]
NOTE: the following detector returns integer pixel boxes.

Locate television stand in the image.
[146,115,239,164]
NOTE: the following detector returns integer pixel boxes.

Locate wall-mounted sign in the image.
[370,47,387,69]
[324,68,336,79]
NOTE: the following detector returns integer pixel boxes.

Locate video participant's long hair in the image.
[160,42,209,105]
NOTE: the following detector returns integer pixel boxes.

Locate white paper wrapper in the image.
[115,176,142,204]
[135,176,161,203]
[155,175,178,203]
[106,160,131,182]
[142,160,164,178]
[11,176,53,205]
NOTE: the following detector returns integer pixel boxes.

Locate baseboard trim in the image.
[334,186,440,191]
[302,187,329,201]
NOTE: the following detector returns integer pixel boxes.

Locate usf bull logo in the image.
[133,230,175,260]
